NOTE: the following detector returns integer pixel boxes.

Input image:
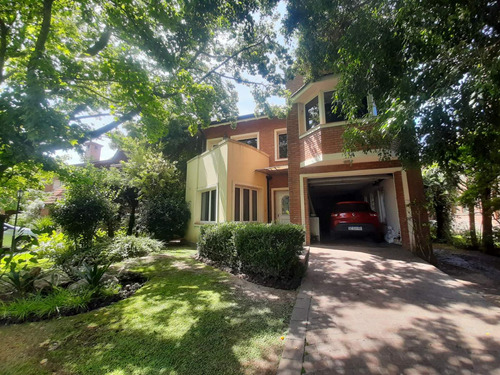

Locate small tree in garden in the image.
[52,183,115,249]
[138,195,190,242]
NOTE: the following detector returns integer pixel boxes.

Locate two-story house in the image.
[185,75,428,251]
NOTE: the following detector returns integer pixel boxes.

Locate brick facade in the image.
[198,89,429,252]
[203,117,288,167]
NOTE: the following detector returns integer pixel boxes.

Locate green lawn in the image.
[0,248,295,375]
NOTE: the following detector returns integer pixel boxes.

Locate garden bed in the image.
[0,271,147,325]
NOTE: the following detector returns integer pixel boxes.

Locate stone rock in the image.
[34,279,52,292]
[67,279,89,291]
[101,274,119,285]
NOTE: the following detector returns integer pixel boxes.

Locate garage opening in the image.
[308,174,401,245]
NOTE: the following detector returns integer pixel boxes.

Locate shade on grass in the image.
[0,248,294,375]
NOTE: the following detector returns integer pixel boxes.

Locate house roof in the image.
[208,114,268,128]
[255,165,289,175]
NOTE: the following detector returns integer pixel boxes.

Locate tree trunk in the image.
[467,203,479,249]
[127,203,137,236]
[480,188,494,253]
[0,214,7,249]
[435,201,446,242]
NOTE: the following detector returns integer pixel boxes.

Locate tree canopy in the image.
[0,0,286,182]
[285,0,500,251]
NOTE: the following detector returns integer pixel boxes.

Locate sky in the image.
[59,1,290,164]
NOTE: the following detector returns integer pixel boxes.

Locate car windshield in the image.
[334,203,371,213]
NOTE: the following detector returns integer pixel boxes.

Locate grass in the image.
[0,288,94,321]
[0,247,295,375]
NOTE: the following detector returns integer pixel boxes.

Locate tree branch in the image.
[212,72,270,86]
[27,0,54,73]
[84,109,139,140]
[84,27,112,56]
[0,18,8,84]
[197,38,268,83]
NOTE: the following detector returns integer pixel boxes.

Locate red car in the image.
[330,201,383,240]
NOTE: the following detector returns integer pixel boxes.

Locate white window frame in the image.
[233,185,259,222]
[274,128,288,161]
[206,137,223,151]
[199,187,217,223]
[300,91,375,136]
[231,132,260,149]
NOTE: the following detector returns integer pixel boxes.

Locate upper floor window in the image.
[238,137,257,148]
[324,91,347,123]
[200,189,217,222]
[305,96,320,130]
[275,129,288,160]
[231,132,259,149]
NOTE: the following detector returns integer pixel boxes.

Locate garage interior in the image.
[308,174,402,244]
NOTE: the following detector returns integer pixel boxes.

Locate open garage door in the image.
[308,174,401,244]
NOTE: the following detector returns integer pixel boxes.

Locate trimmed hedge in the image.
[198,223,305,283]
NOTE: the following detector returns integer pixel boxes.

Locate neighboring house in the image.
[185,75,429,250]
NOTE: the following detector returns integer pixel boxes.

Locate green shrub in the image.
[41,233,110,281]
[138,195,190,242]
[32,216,57,235]
[198,223,305,282]
[0,288,93,322]
[234,224,305,279]
[450,229,482,249]
[0,267,43,296]
[105,235,164,262]
[198,223,242,268]
[79,262,111,289]
[52,184,116,249]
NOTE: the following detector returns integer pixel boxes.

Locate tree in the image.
[285,0,500,254]
[422,166,455,243]
[0,0,285,180]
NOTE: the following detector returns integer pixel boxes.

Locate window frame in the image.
[300,92,376,137]
[230,132,260,149]
[205,137,223,151]
[233,185,259,222]
[199,187,217,223]
[274,128,288,161]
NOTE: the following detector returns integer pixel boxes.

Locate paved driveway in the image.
[278,245,500,375]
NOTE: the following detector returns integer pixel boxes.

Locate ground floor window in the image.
[234,186,258,222]
[200,189,217,222]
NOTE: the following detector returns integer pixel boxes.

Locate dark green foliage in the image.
[198,223,305,282]
[52,184,115,249]
[0,266,42,296]
[138,195,191,243]
[105,234,164,262]
[198,223,243,268]
[79,263,111,289]
[234,224,305,279]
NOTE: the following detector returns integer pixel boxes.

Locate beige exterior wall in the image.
[185,140,270,243]
[226,140,270,223]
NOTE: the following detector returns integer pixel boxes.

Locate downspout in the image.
[266,175,272,223]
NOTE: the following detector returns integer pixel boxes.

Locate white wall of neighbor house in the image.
[185,142,229,243]
[185,140,270,243]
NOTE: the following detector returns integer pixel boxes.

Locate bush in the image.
[450,229,482,249]
[138,195,190,242]
[235,224,305,279]
[105,235,164,262]
[198,223,305,283]
[41,233,110,281]
[32,216,57,235]
[52,184,116,249]
[198,223,242,268]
